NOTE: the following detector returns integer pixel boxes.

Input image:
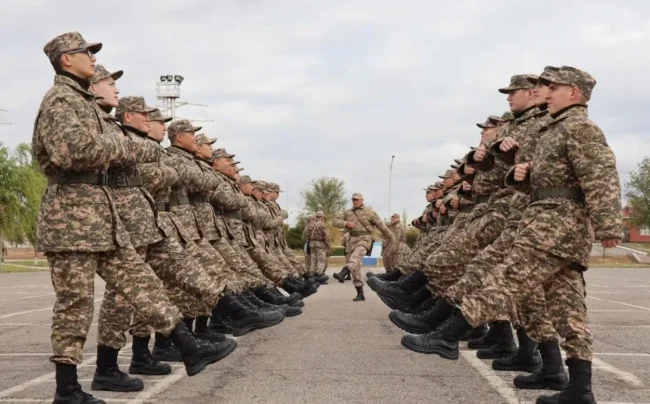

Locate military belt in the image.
[188,193,207,204]
[350,231,371,236]
[530,187,584,203]
[168,195,190,207]
[156,201,170,212]
[107,175,143,188]
[47,172,107,186]
[473,195,490,204]
[459,205,473,213]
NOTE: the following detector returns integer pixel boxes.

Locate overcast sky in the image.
[1,0,649,224]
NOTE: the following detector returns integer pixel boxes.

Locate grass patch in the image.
[589,256,649,268]
[0,263,49,273]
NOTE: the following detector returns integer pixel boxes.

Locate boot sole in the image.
[400,338,459,360]
[128,365,172,376]
[290,300,305,308]
[492,362,542,373]
[284,310,302,317]
[186,340,238,377]
[333,274,345,283]
[231,315,285,337]
[91,380,144,392]
[388,312,431,334]
[194,335,227,343]
[514,379,568,391]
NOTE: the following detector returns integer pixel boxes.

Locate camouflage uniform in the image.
[302,216,315,270]
[307,214,330,275]
[34,34,181,364]
[461,67,622,361]
[382,216,410,271]
[332,196,395,287]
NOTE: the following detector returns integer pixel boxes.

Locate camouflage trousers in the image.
[213,238,268,290]
[445,225,558,342]
[401,232,443,275]
[383,253,407,272]
[98,235,227,349]
[461,245,593,361]
[249,246,289,286]
[283,245,308,276]
[346,246,368,287]
[206,238,249,293]
[424,209,506,296]
[47,246,182,365]
[309,248,328,275]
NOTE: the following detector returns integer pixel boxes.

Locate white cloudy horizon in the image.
[1,0,649,225]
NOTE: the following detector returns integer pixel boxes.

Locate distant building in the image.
[621,206,650,243]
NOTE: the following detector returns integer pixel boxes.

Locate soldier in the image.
[332,193,396,301]
[34,32,213,404]
[303,215,315,270]
[403,66,621,404]
[307,211,330,276]
[382,213,410,272]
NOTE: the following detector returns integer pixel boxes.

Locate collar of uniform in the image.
[54,73,94,99]
[513,105,539,123]
[99,104,113,114]
[193,156,212,168]
[168,145,194,159]
[122,125,148,138]
[352,205,365,210]
[549,104,588,120]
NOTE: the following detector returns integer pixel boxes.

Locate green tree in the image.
[284,214,308,250]
[301,176,347,221]
[0,144,22,252]
[625,157,650,229]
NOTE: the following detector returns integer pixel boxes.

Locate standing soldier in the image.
[332,193,395,301]
[303,215,315,271]
[383,213,410,272]
[308,211,331,277]
[34,32,214,404]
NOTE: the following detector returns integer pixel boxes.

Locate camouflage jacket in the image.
[139,142,195,244]
[307,220,330,250]
[332,205,395,253]
[385,221,410,256]
[263,200,288,248]
[33,74,141,252]
[243,195,281,248]
[108,124,165,248]
[192,157,222,241]
[164,146,204,241]
[514,105,622,267]
[210,171,252,247]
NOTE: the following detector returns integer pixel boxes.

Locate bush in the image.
[331,246,346,256]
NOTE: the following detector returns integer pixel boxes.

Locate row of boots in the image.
[55,281,321,404]
[367,269,596,404]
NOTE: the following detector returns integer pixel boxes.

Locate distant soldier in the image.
[34,32,210,404]
[382,213,410,272]
[302,215,315,269]
[308,211,330,276]
[332,193,395,301]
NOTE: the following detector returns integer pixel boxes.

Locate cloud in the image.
[1,0,649,225]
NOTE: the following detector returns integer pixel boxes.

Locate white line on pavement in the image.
[0,293,55,302]
[592,357,644,387]
[588,296,650,312]
[0,299,102,319]
[0,400,157,403]
[460,351,520,404]
[0,323,98,326]
[125,369,185,404]
[0,355,96,398]
[594,352,650,357]
[589,309,645,312]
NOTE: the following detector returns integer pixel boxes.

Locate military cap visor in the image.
[150,109,173,123]
[498,74,538,94]
[90,66,123,84]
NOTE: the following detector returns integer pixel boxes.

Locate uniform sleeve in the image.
[139,162,178,196]
[567,123,623,240]
[466,148,496,172]
[323,224,331,250]
[332,213,347,229]
[127,135,161,164]
[394,224,406,243]
[370,211,396,244]
[187,165,220,194]
[490,139,517,165]
[209,177,248,211]
[37,98,135,170]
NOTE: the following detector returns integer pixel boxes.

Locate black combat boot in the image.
[476,321,518,359]
[152,332,182,362]
[412,296,438,315]
[55,363,105,404]
[369,271,428,312]
[129,336,172,376]
[267,287,304,307]
[536,359,595,404]
[91,345,144,392]
[459,324,489,342]
[515,340,568,391]
[283,277,318,298]
[468,322,500,349]
[255,286,285,304]
[493,328,542,373]
[389,299,454,334]
[212,294,284,336]
[405,287,432,313]
[183,318,195,333]
[314,273,330,284]
[353,286,365,301]
[333,266,351,283]
[400,308,473,359]
[243,291,302,317]
[168,321,233,376]
[366,269,403,281]
[193,315,227,342]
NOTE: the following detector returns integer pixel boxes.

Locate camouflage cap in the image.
[351,192,364,200]
[231,160,241,166]
[150,109,172,123]
[90,64,123,84]
[240,175,254,184]
[212,148,235,160]
[439,169,454,179]
[490,111,515,125]
[253,180,271,191]
[498,74,538,94]
[269,183,284,193]
[454,158,463,164]
[168,119,201,139]
[116,96,157,116]
[195,134,217,146]
[43,31,102,62]
[450,163,459,169]
[391,213,400,219]
[476,116,497,129]
[425,182,444,191]
[235,167,244,173]
[315,211,325,218]
[528,65,560,85]
[538,66,596,101]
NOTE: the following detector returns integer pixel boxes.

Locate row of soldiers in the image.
[366,67,621,404]
[34,32,328,404]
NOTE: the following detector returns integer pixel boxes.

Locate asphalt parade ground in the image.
[0,267,649,404]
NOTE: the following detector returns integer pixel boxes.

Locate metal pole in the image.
[388,155,395,218]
